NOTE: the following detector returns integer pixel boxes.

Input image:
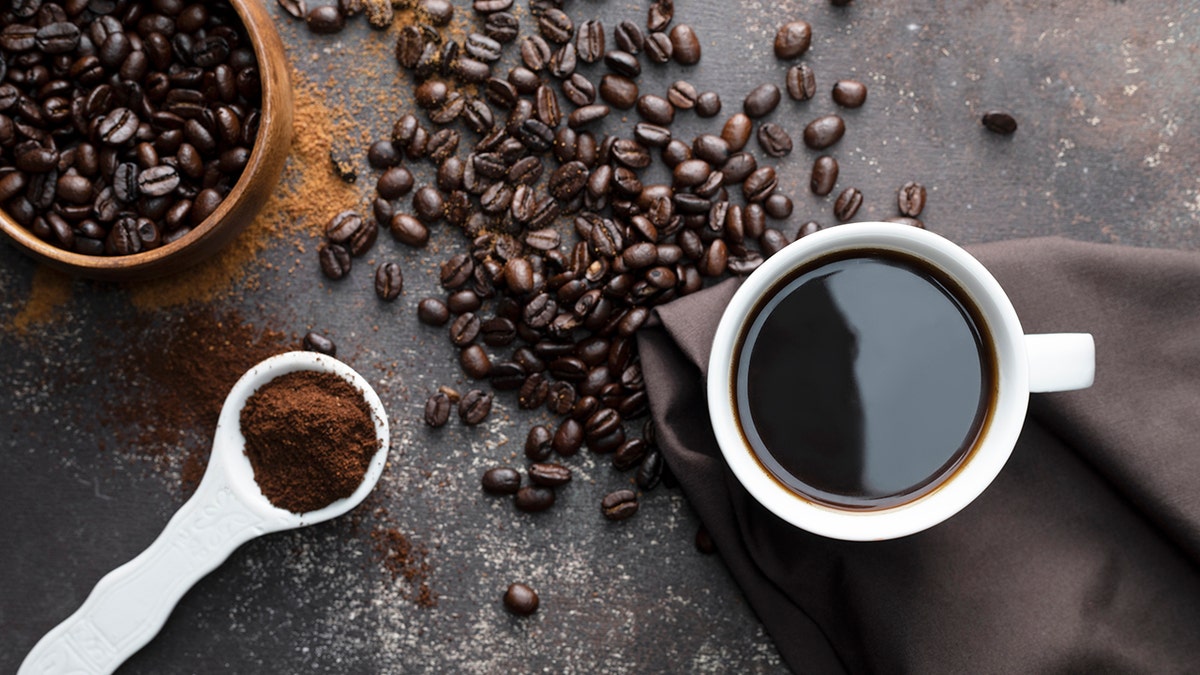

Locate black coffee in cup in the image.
[732,249,997,510]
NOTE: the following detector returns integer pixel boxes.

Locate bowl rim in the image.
[0,0,291,278]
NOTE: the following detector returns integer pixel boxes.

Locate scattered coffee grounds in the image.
[240,370,378,514]
[369,512,438,608]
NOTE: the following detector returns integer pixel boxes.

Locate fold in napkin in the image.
[638,238,1200,673]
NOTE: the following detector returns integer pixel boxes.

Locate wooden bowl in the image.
[0,0,293,281]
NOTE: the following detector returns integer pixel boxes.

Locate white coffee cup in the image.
[706,222,1094,541]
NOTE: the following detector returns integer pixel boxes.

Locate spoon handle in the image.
[19,472,273,675]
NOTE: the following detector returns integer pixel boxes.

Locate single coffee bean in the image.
[482,467,522,495]
[417,298,451,326]
[721,152,757,184]
[601,489,639,521]
[278,0,309,19]
[604,50,641,78]
[326,210,364,245]
[786,64,817,101]
[612,438,648,471]
[553,417,584,456]
[636,450,664,490]
[520,35,552,71]
[307,6,345,34]
[599,74,638,109]
[576,19,605,63]
[484,12,520,43]
[810,155,839,196]
[525,424,553,460]
[318,242,352,280]
[774,20,812,59]
[743,84,781,118]
[528,462,572,487]
[834,186,863,222]
[424,391,452,427]
[695,91,722,117]
[561,72,596,106]
[760,228,789,256]
[458,389,494,425]
[614,20,645,54]
[982,110,1018,134]
[647,0,674,31]
[743,166,778,202]
[669,24,701,65]
[832,79,868,108]
[514,486,555,512]
[757,122,793,157]
[136,165,179,197]
[538,7,574,44]
[302,331,337,357]
[636,94,674,125]
[898,181,927,217]
[803,114,846,150]
[374,262,404,301]
[460,344,492,379]
[503,582,540,614]
[377,166,415,200]
[644,31,673,64]
[797,220,823,239]
[721,114,753,151]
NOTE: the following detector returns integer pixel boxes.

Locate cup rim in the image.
[706,222,1030,541]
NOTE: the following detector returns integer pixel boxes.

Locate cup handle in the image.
[1025,333,1095,393]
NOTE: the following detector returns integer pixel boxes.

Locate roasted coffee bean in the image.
[490,362,527,391]
[458,389,493,424]
[774,20,812,59]
[612,438,648,471]
[672,159,710,189]
[760,228,789,256]
[374,262,404,301]
[644,31,673,64]
[721,114,753,152]
[450,312,482,347]
[636,94,674,125]
[576,19,605,63]
[307,5,345,34]
[318,242,352,280]
[647,0,674,31]
[803,114,846,149]
[834,186,863,221]
[636,450,664,490]
[764,193,794,219]
[415,80,449,110]
[421,0,454,25]
[548,160,588,201]
[695,91,722,117]
[810,155,839,195]
[757,123,793,157]
[326,210,364,245]
[786,64,817,101]
[514,486,555,513]
[898,181,927,217]
[721,152,757,184]
[465,33,502,63]
[982,110,1018,134]
[424,391,452,427]
[528,462,571,487]
[417,297,451,326]
[482,467,522,495]
[484,12,520,43]
[743,166,778,202]
[136,165,179,197]
[601,489,639,521]
[567,103,609,129]
[611,139,651,169]
[584,407,621,440]
[520,35,552,71]
[561,73,596,106]
[302,331,337,357]
[614,20,645,54]
[538,7,574,43]
[377,166,415,200]
[832,79,868,108]
[504,582,540,614]
[796,220,823,239]
[413,185,445,222]
[669,24,701,65]
[743,84,781,118]
[553,417,583,456]
[599,74,638,109]
[525,424,553,460]
[534,84,561,128]
[667,80,698,110]
[604,50,641,78]
[441,253,474,288]
[546,380,576,414]
[698,239,729,276]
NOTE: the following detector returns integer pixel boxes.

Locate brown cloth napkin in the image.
[637,238,1200,673]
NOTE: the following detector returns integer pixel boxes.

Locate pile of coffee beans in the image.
[296,0,946,532]
[0,0,263,256]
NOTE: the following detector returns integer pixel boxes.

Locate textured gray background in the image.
[2,1,1198,672]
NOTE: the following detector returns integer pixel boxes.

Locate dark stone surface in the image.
[2,1,1197,672]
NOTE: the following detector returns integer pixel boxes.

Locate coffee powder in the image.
[240,370,379,514]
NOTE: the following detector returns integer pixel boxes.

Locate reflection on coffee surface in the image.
[733,250,996,510]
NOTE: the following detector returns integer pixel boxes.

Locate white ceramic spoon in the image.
[19,351,390,675]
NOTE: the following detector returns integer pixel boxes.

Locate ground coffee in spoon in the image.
[240,370,379,514]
